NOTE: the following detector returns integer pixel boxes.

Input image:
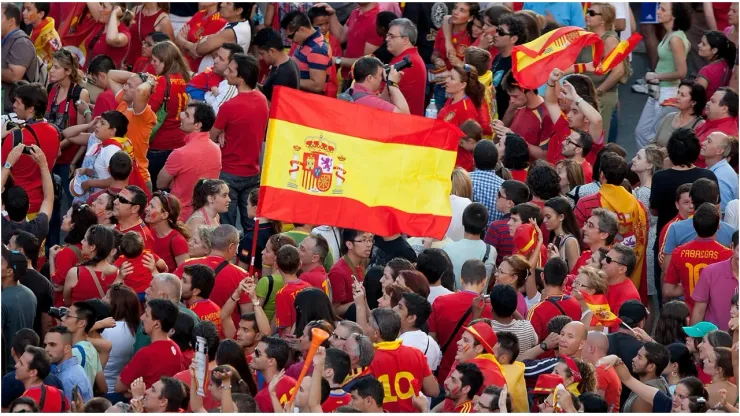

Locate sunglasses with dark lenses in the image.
[586,9,602,16]
[604,255,624,266]
[117,195,134,205]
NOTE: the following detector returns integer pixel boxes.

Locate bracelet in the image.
[547,81,556,87]
[574,63,587,74]
[220,385,232,390]
[231,295,239,302]
[83,109,92,116]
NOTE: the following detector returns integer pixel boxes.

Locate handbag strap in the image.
[84,266,106,298]
[440,305,473,355]
[546,296,567,316]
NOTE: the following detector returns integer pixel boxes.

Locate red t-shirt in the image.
[113,250,160,293]
[511,101,557,160]
[86,23,130,69]
[596,364,622,412]
[574,193,603,229]
[389,47,427,116]
[442,399,474,413]
[52,244,83,307]
[1,122,60,213]
[275,279,312,329]
[526,295,581,344]
[149,74,188,150]
[174,256,250,327]
[71,266,116,303]
[570,250,592,275]
[92,88,118,118]
[545,113,571,165]
[433,27,472,69]
[174,368,219,411]
[22,385,69,413]
[254,375,297,412]
[184,10,227,71]
[664,238,732,310]
[368,340,433,413]
[189,299,224,336]
[659,215,684,265]
[299,267,330,296]
[429,291,492,381]
[455,147,475,172]
[580,159,594,182]
[438,96,492,137]
[510,169,528,182]
[328,258,364,306]
[213,90,269,177]
[322,390,352,412]
[115,222,155,252]
[342,5,383,78]
[605,279,641,321]
[132,57,156,75]
[152,229,189,273]
[119,339,184,388]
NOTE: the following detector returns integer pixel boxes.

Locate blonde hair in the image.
[577,265,608,294]
[451,168,473,199]
[501,254,531,289]
[556,159,585,188]
[643,144,666,175]
[591,3,616,31]
[152,41,192,82]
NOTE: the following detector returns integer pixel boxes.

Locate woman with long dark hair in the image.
[63,224,118,305]
[146,191,191,271]
[438,64,491,137]
[544,197,582,271]
[696,31,737,99]
[432,3,480,104]
[662,343,698,395]
[653,301,690,345]
[294,288,340,337]
[236,188,281,273]
[101,284,140,393]
[215,339,257,396]
[652,80,706,147]
[83,2,133,68]
[125,3,174,70]
[186,179,230,237]
[90,190,117,226]
[49,203,97,306]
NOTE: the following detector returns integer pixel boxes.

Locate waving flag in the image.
[594,33,643,75]
[258,87,460,239]
[512,26,603,89]
[581,292,622,327]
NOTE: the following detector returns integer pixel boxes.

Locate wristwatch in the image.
[335,57,342,66]
[540,341,549,351]
[3,162,12,170]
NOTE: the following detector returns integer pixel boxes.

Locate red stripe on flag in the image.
[269,87,461,152]
[257,186,452,238]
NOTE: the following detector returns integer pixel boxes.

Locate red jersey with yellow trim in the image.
[664,238,731,309]
[254,375,297,413]
[275,279,312,329]
[467,354,507,391]
[659,214,685,265]
[442,399,475,413]
[189,299,224,336]
[322,390,352,412]
[368,340,433,413]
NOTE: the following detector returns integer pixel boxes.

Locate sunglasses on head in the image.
[586,9,602,16]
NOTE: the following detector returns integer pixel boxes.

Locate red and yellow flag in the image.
[258,87,460,238]
[581,292,622,327]
[512,26,603,90]
[594,33,643,75]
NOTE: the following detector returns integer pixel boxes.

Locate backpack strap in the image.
[67,245,84,263]
[23,124,42,147]
[73,344,87,368]
[546,296,567,316]
[264,274,275,304]
[439,305,473,356]
[214,259,230,277]
[482,244,491,263]
[38,384,47,411]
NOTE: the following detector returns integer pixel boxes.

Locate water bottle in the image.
[425,99,438,119]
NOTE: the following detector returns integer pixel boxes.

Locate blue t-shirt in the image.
[663,219,737,255]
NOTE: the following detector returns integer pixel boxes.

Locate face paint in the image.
[463,344,470,352]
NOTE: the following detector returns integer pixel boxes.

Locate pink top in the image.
[692,258,738,331]
[353,84,396,112]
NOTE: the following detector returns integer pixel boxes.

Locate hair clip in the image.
[463,64,472,73]
[696,397,706,403]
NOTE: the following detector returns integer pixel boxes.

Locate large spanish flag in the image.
[258,87,460,238]
[512,26,603,90]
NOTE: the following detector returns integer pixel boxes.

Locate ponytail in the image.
[81,225,116,266]
[153,191,192,240]
[704,30,737,67]
[452,64,485,110]
[191,179,226,212]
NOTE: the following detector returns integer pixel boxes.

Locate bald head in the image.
[583,331,609,363]
[703,132,732,164]
[558,321,587,357]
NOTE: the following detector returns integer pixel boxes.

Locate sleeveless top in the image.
[576,30,619,92]
[71,266,116,303]
[656,31,690,87]
[188,208,219,227]
[556,233,578,262]
[127,8,166,68]
[45,83,82,164]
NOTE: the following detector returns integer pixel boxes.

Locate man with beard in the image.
[561,130,595,181]
[437,362,484,413]
[185,43,245,113]
[621,342,670,413]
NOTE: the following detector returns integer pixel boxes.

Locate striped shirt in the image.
[292,29,330,82]
[492,319,539,352]
[484,216,513,265]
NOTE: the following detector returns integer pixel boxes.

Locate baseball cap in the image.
[682,321,719,338]
[465,321,498,355]
[1,245,27,281]
[513,224,538,256]
[618,300,648,327]
[533,373,565,395]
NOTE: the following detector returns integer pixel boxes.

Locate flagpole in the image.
[249,216,260,277]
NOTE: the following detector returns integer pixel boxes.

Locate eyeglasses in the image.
[286,30,296,40]
[497,191,511,200]
[495,28,511,37]
[331,332,349,341]
[566,139,582,148]
[586,9,603,16]
[117,195,134,205]
[573,280,591,289]
[353,238,374,245]
[604,255,625,266]
[385,33,405,40]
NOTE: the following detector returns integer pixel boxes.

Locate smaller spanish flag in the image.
[593,33,643,75]
[581,292,622,327]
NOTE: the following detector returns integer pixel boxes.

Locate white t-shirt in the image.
[446,195,472,242]
[724,199,738,227]
[102,321,135,393]
[428,285,453,305]
[92,144,120,181]
[443,239,497,290]
[198,20,252,73]
[399,330,442,371]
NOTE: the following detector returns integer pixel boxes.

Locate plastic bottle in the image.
[425,99,438,119]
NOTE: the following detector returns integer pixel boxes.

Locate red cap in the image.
[533,373,565,395]
[513,224,538,256]
[464,322,498,355]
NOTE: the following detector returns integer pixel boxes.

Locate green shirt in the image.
[256,272,285,322]
[656,30,689,88]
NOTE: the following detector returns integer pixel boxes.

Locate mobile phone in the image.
[22,146,32,155]
[72,385,82,403]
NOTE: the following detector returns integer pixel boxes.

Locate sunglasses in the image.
[586,9,602,16]
[604,255,625,266]
[495,28,511,36]
[117,195,134,205]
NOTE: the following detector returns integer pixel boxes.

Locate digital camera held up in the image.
[384,55,412,79]
[49,307,69,320]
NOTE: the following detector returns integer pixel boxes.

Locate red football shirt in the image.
[510,101,557,161]
[455,147,475,172]
[299,267,330,296]
[149,73,188,150]
[546,113,571,165]
[328,258,364,306]
[322,390,352,412]
[213,90,269,177]
[596,364,622,412]
[275,279,312,329]
[665,238,732,309]
[184,10,227,71]
[526,295,582,344]
[52,243,83,307]
[189,299,224,336]
[174,368,219,411]
[442,399,474,413]
[254,375,297,412]
[22,385,69,412]
[429,291,492,381]
[173,256,251,327]
[433,26,472,69]
[86,23,130,69]
[119,339,184,388]
[113,250,161,293]
[152,229,189,273]
[659,215,684,264]
[368,340,433,413]
[92,88,117,118]
[115,222,155,251]
[342,4,383,78]
[389,47,427,116]
[570,250,592,275]
[605,279,641,321]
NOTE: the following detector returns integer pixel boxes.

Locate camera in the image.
[384,55,412,79]
[49,307,69,320]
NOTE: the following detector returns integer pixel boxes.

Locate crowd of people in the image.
[1,1,739,414]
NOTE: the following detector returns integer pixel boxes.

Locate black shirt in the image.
[238,222,276,272]
[491,53,513,119]
[402,3,454,64]
[2,213,49,245]
[372,42,394,65]
[20,269,53,335]
[262,58,300,102]
[607,331,644,406]
[649,167,719,248]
